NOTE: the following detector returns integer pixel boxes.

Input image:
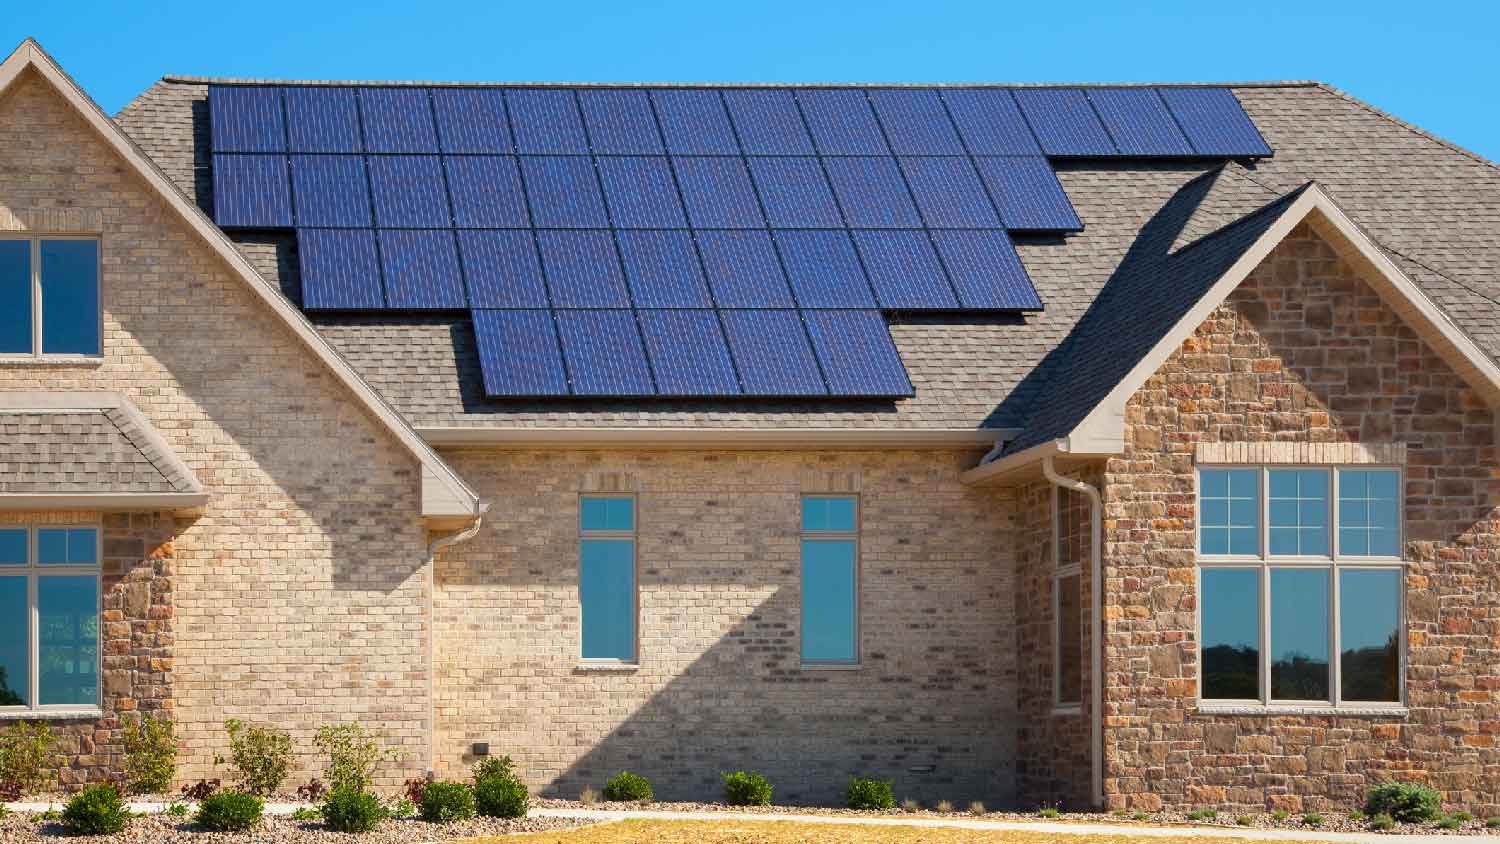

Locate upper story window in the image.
[801,495,859,666]
[0,526,101,711]
[0,237,101,358]
[578,496,636,663]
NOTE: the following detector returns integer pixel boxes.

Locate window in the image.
[1053,487,1086,707]
[0,237,101,357]
[579,497,636,662]
[801,496,858,665]
[1197,467,1403,706]
[0,526,101,710]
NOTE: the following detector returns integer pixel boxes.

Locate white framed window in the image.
[1053,486,1086,709]
[1196,466,1404,707]
[578,496,637,663]
[0,525,102,711]
[801,495,859,666]
[0,236,103,359]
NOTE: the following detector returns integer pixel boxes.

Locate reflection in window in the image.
[1201,568,1260,699]
[1339,470,1401,557]
[0,241,29,354]
[1270,567,1330,701]
[0,578,26,706]
[802,496,858,664]
[40,240,101,356]
[0,526,99,711]
[1268,469,1328,556]
[1199,469,1259,556]
[38,576,97,706]
[1055,573,1082,705]
[1340,569,1402,702]
[579,497,636,661]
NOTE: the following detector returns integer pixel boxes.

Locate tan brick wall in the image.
[433,448,1016,805]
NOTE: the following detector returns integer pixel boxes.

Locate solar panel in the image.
[507,89,589,153]
[929,230,1041,310]
[651,89,738,154]
[798,89,888,155]
[898,157,1000,228]
[536,230,630,307]
[284,87,362,153]
[720,310,826,396]
[555,310,655,395]
[723,89,815,154]
[672,157,764,229]
[359,88,439,153]
[446,156,529,227]
[289,155,373,227]
[378,229,467,308]
[1086,88,1193,157]
[867,89,964,155]
[822,157,921,228]
[1159,87,1272,157]
[696,231,795,308]
[520,156,609,227]
[578,89,664,154]
[774,230,877,308]
[973,156,1082,231]
[368,156,451,227]
[212,155,292,227]
[209,86,285,152]
[297,229,384,309]
[596,157,687,228]
[803,310,913,396]
[432,88,512,153]
[746,157,842,228]
[615,231,712,307]
[639,310,740,395]
[1012,88,1116,156]
[851,231,958,310]
[472,309,569,396]
[940,89,1040,155]
[458,230,548,307]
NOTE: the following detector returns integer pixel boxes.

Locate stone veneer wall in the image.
[1102,225,1500,812]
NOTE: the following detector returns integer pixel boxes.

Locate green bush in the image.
[1186,808,1217,822]
[1454,810,1475,822]
[1370,813,1395,831]
[1365,781,1441,823]
[1037,806,1059,818]
[390,798,417,819]
[1303,813,1323,826]
[314,722,398,794]
[195,789,264,831]
[1236,815,1252,826]
[62,783,130,835]
[1348,810,1365,822]
[420,780,476,823]
[1437,815,1461,830]
[165,802,189,817]
[475,773,528,818]
[0,721,58,796]
[1485,816,1500,828]
[602,771,653,802]
[322,787,388,833]
[220,719,293,796]
[1270,809,1289,822]
[846,777,895,810]
[123,714,176,795]
[722,771,772,806]
[473,756,516,782]
[290,806,321,821]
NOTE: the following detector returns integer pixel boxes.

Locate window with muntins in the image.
[0,237,101,358]
[801,496,858,665]
[1053,486,1086,707]
[579,496,636,662]
[0,526,101,710]
[1197,466,1403,707]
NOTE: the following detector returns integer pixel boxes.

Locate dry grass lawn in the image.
[475,819,1306,843]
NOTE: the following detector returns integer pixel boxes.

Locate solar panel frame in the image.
[377,229,468,309]
[472,309,570,396]
[695,231,796,308]
[851,230,959,310]
[803,309,914,396]
[577,89,665,154]
[284,87,363,153]
[898,156,1001,228]
[1086,88,1194,157]
[638,309,741,396]
[1159,87,1273,157]
[672,157,765,229]
[973,156,1082,232]
[368,155,452,227]
[211,154,293,228]
[596,157,688,229]
[615,230,713,307]
[519,156,610,228]
[929,230,1042,310]
[555,309,656,396]
[297,228,385,309]
[797,89,889,155]
[209,85,286,153]
[651,89,739,154]
[431,88,513,153]
[445,155,530,228]
[746,157,843,228]
[1012,88,1117,156]
[535,230,631,307]
[359,88,440,153]
[722,89,816,154]
[506,88,590,153]
[774,230,878,309]
[822,157,922,229]
[867,89,965,155]
[940,89,1041,155]
[458,230,549,308]
[289,155,374,227]
[720,310,827,396]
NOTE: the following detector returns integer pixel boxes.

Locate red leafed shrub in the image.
[181,778,221,800]
[404,777,427,805]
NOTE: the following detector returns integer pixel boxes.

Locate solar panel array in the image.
[208,83,1271,398]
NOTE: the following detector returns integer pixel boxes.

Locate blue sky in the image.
[5,1,1499,160]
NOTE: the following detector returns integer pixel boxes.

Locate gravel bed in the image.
[0,811,592,842]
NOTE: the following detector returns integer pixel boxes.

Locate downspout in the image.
[424,500,492,778]
[1042,455,1104,808]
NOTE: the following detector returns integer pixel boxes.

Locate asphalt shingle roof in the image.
[0,409,197,494]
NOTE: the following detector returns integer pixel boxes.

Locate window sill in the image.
[1197,704,1407,717]
[801,662,861,671]
[0,708,103,721]
[0,356,104,368]
[1052,704,1083,716]
[572,662,639,673]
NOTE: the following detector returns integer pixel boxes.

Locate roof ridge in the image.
[1311,82,1500,172]
[102,406,188,492]
[156,74,1326,90]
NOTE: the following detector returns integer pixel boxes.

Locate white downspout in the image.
[1042,455,1104,808]
[424,500,492,778]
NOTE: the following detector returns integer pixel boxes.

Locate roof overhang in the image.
[420,426,1014,450]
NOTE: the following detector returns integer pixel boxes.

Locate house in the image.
[1,35,1498,813]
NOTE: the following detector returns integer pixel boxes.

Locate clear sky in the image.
[5,1,1499,161]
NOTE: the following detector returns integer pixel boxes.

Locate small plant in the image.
[1485,816,1500,828]
[420,780,475,823]
[1186,808,1217,821]
[1111,808,1128,817]
[323,786,389,833]
[1236,815,1253,826]
[579,786,598,805]
[220,719,293,796]
[404,777,427,805]
[1037,806,1059,818]
[1370,812,1396,831]
[1454,810,1474,822]
[603,771,654,802]
[475,772,528,819]
[1437,815,1461,830]
[290,806,322,821]
[195,789,264,831]
[1349,809,1366,822]
[722,770,772,806]
[968,801,987,816]
[1271,808,1289,822]
[1303,813,1323,826]
[165,802,189,817]
[846,777,895,810]
[297,778,328,802]
[473,756,516,782]
[390,798,418,819]
[1132,811,1150,821]
[1365,781,1441,823]
[37,807,61,821]
[122,714,176,795]
[0,720,58,797]
[936,800,955,813]
[181,778,220,800]
[62,783,130,835]
[315,722,399,794]
[900,798,921,812]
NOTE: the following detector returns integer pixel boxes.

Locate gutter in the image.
[423,499,492,778]
[419,426,1015,450]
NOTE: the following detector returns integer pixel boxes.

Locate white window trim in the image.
[0,523,103,714]
[1195,465,1407,711]
[1052,486,1083,712]
[577,494,639,667]
[800,494,861,669]
[0,234,103,362]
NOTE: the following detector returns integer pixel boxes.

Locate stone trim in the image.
[579,472,638,494]
[1194,441,1406,465]
[1197,705,1408,717]
[0,207,104,233]
[800,471,861,493]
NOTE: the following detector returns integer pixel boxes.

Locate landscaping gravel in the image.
[0,811,592,843]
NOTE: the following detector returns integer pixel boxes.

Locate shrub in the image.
[1485,816,1500,828]
[220,719,293,796]
[475,774,528,819]
[1454,810,1475,822]
[1370,813,1395,831]
[390,798,417,819]
[165,802,189,817]
[62,783,130,835]
[1131,811,1150,821]
[181,778,220,800]
[473,756,516,782]
[722,771,772,807]
[290,806,321,821]
[1186,808,1216,821]
[0,721,57,796]
[420,780,475,823]
[900,798,920,812]
[1365,782,1441,823]
[1348,810,1366,822]
[404,777,427,805]
[1236,815,1253,826]
[968,801,986,817]
[935,800,954,813]
[315,722,398,794]
[578,786,598,805]
[297,778,327,802]
[1270,809,1289,822]
[1110,808,1127,817]
[1303,813,1323,826]
[122,714,176,795]
[323,787,388,833]
[1036,806,1058,818]
[195,789,263,831]
[846,777,895,811]
[1437,815,1461,830]
[603,771,653,802]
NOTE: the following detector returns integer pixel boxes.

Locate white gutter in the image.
[1042,456,1104,808]
[423,499,492,777]
[420,427,1015,450]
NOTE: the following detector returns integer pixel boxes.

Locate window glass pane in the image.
[579,539,635,660]
[1340,569,1402,702]
[1270,567,1330,701]
[37,528,96,565]
[1056,573,1081,704]
[1339,469,1401,557]
[580,497,633,532]
[0,577,27,706]
[1268,469,1328,556]
[802,497,856,532]
[0,240,30,354]
[39,240,100,355]
[1199,469,1259,556]
[1200,568,1260,699]
[801,539,856,662]
[38,575,98,706]
[0,530,26,566]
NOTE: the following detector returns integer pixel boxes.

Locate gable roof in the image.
[0,40,480,519]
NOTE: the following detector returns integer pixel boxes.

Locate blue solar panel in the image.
[472,309,569,396]
[973,157,1081,231]
[867,89,964,155]
[446,156,529,227]
[432,88,512,153]
[851,231,958,310]
[720,310,826,396]
[378,230,467,308]
[212,155,292,227]
[209,86,285,152]
[596,157,686,228]
[616,231,712,307]
[289,155,372,227]
[360,88,439,153]
[696,231,795,308]
[898,157,1000,228]
[368,156,451,227]
[822,157,921,228]
[803,310,913,396]
[746,158,842,228]
[284,87,362,153]
[1159,87,1272,157]
[940,90,1040,155]
[458,231,548,307]
[775,231,876,308]
[798,89,888,155]
[578,89,664,154]
[723,89,815,155]
[507,89,589,153]
[555,310,655,396]
[929,230,1041,310]
[639,310,740,396]
[536,230,630,307]
[1087,88,1192,156]
[1012,88,1116,156]
[297,229,384,309]
[672,157,764,229]
[520,156,608,227]
[651,89,738,154]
